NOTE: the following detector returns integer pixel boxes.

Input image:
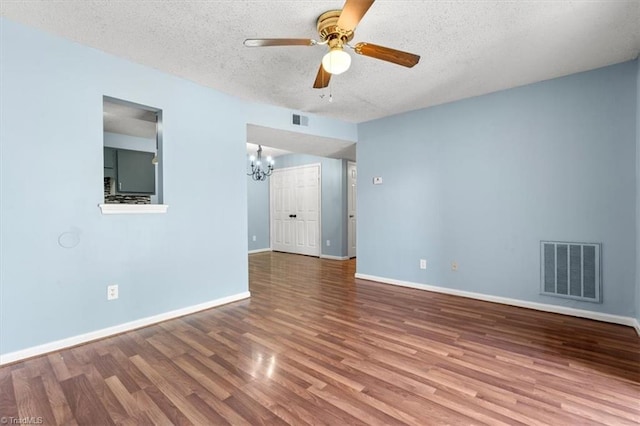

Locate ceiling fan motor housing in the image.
[317,10,354,48]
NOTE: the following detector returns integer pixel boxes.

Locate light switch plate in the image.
[373,177,383,185]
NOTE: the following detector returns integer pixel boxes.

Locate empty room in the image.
[1,0,639,424]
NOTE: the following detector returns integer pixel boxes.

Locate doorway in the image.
[270,164,321,256]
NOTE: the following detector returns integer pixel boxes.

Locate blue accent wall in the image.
[358,61,637,317]
[247,176,270,251]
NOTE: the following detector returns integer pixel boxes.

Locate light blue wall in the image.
[0,18,358,356]
[358,61,637,317]
[272,154,348,258]
[247,176,270,251]
[0,18,249,354]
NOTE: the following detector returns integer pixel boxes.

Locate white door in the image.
[271,168,296,253]
[294,165,320,256]
[347,162,357,258]
[271,164,321,256]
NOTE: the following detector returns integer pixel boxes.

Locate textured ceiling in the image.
[2,1,639,124]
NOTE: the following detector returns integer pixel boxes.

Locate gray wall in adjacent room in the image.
[247,175,270,252]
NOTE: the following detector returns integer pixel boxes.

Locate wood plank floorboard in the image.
[1,251,639,425]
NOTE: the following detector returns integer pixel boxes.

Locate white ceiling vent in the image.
[540,241,601,303]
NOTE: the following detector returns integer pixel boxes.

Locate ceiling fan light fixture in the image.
[322,47,351,75]
[245,2,421,89]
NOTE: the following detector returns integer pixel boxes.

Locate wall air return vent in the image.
[292,114,309,126]
[540,241,601,303]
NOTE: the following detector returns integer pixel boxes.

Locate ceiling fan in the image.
[243,0,420,89]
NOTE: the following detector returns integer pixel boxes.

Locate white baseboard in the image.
[249,248,271,254]
[0,291,251,366]
[355,273,639,335]
[320,254,350,261]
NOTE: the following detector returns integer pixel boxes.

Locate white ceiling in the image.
[3,0,639,157]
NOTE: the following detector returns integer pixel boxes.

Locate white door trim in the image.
[347,161,357,258]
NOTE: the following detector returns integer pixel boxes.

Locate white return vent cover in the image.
[540,241,601,303]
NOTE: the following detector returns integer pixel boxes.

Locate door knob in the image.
[349,215,354,218]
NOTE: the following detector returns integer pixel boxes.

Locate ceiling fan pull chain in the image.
[329,77,333,103]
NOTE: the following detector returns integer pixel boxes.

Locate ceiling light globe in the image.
[322,49,351,75]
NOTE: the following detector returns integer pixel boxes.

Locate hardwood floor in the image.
[1,251,639,425]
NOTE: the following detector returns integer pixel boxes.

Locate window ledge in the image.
[99,204,169,215]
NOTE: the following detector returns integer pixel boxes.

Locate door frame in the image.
[269,163,322,257]
[347,161,357,258]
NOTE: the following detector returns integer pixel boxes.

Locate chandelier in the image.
[247,145,274,181]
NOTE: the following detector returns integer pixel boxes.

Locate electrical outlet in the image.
[451,262,458,272]
[252,235,256,242]
[326,240,331,247]
[419,259,427,269]
[107,284,119,300]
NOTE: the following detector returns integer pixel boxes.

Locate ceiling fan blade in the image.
[313,64,331,89]
[354,42,420,68]
[337,0,375,32]
[244,38,314,47]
